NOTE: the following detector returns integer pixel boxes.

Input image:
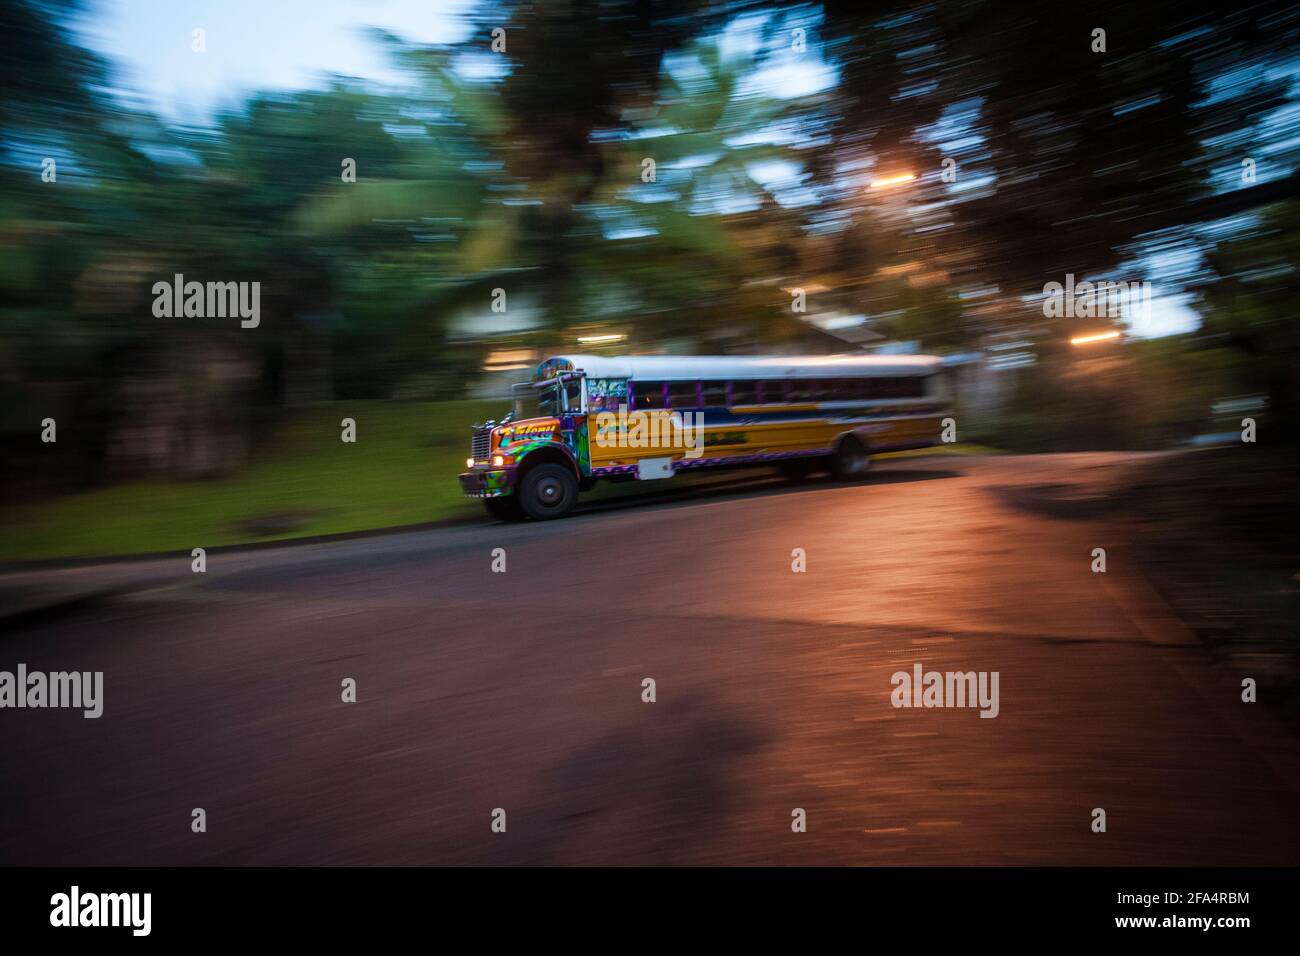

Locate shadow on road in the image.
[489,694,771,865]
[990,483,1118,520]
[553,464,964,522]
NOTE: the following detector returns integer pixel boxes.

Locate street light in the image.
[1069,330,1122,346]
[870,172,917,189]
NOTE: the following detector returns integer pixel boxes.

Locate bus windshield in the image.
[513,381,562,420]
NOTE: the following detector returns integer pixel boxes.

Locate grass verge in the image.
[0,400,499,562]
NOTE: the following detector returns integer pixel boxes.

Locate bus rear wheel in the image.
[518,463,579,520]
[483,495,525,522]
[831,436,872,480]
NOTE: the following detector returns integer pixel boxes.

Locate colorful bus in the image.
[459,354,949,520]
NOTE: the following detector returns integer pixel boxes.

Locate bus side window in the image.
[668,382,699,408]
[827,378,856,401]
[729,381,757,405]
[701,381,728,407]
[760,380,788,404]
[633,381,666,409]
[808,380,835,402]
[880,377,912,399]
[586,378,628,412]
[788,379,817,403]
[877,377,923,399]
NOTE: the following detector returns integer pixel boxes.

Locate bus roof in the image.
[533,353,943,382]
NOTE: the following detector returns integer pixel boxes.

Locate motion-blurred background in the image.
[1,0,1298,560]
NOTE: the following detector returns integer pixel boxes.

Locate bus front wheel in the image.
[518,463,579,520]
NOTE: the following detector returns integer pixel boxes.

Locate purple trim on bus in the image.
[588,437,939,481]
[591,448,826,479]
[672,448,825,470]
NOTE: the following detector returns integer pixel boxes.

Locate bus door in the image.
[557,373,589,474]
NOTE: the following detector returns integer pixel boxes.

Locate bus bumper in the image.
[459,468,514,498]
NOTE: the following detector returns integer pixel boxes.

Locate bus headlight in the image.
[466,457,475,468]
[493,455,505,467]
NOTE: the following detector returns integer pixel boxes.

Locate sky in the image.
[72,0,1202,337]
[74,0,478,123]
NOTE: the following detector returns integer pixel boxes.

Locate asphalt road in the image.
[2,453,1298,865]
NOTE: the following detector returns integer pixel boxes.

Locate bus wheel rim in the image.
[538,477,563,503]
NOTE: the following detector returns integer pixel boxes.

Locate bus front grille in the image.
[470,428,492,462]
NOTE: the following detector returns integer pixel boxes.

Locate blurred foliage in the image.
[2,0,1299,501]
[964,341,1243,452]
[817,0,1300,286]
[1197,199,1300,439]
